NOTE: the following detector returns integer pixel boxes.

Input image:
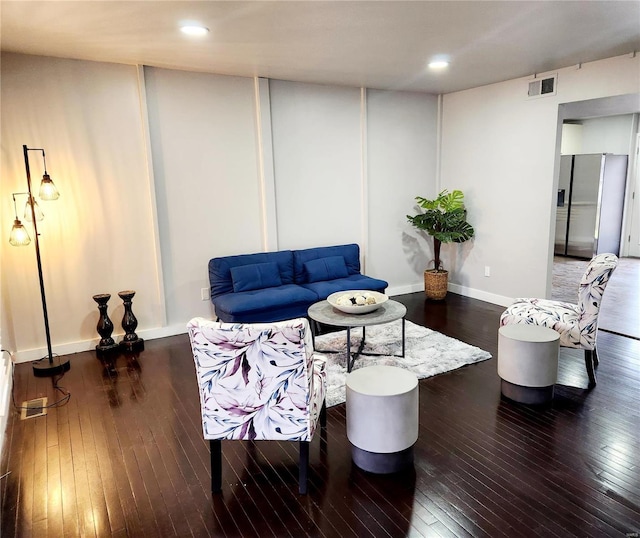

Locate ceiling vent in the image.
[528,74,557,98]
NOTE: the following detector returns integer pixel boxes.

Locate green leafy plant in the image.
[407,189,475,272]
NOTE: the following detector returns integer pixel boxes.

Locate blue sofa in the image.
[209,243,388,322]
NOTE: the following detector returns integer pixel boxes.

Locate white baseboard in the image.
[387,283,425,296]
[389,282,512,308]
[11,323,189,364]
[447,283,513,307]
[11,286,513,364]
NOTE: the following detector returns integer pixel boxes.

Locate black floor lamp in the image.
[9,145,71,377]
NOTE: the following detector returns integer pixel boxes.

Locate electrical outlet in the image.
[484,266,491,277]
[201,287,210,301]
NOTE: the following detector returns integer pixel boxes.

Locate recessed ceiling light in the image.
[428,60,449,69]
[180,25,209,36]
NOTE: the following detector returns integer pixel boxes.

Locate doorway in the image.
[552,94,640,340]
[552,255,640,340]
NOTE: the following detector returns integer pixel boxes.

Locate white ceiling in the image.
[1,1,639,94]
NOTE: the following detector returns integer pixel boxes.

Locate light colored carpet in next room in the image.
[552,255,640,340]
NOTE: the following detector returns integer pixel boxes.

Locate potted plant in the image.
[407,189,475,300]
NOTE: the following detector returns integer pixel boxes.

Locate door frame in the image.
[548,93,640,297]
[626,132,640,257]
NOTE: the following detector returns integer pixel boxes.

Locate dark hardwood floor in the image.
[1,292,639,537]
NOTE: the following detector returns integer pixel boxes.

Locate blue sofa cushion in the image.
[304,256,349,283]
[209,250,294,298]
[214,284,318,317]
[293,244,361,283]
[215,303,312,324]
[301,274,388,301]
[230,262,282,292]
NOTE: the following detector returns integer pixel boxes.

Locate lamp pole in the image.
[23,145,70,377]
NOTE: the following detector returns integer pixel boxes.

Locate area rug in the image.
[314,320,492,407]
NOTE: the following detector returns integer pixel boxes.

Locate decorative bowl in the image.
[327,290,388,314]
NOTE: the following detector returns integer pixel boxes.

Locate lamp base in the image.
[32,356,71,377]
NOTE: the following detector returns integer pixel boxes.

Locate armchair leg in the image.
[593,347,599,368]
[210,439,222,494]
[299,441,310,495]
[584,350,597,388]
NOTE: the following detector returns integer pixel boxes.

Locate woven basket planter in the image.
[424,269,448,300]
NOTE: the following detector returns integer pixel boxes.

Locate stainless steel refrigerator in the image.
[555,153,628,258]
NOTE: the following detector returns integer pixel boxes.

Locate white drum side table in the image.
[498,324,560,405]
[346,365,418,473]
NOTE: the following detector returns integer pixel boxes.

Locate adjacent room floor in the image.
[552,255,640,340]
[1,293,639,537]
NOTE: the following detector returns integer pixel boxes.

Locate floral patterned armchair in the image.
[187,316,326,494]
[500,253,618,387]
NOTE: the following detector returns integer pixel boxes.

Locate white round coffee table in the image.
[346,365,419,473]
[498,324,560,404]
[308,299,407,372]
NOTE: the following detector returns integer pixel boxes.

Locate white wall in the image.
[143,67,263,326]
[261,80,441,289]
[562,115,636,155]
[0,53,440,363]
[366,89,439,293]
[1,53,163,359]
[560,124,583,154]
[269,81,363,250]
[440,54,640,304]
[580,114,636,155]
[268,81,439,286]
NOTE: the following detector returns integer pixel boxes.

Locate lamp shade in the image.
[9,219,31,246]
[24,198,44,222]
[39,173,60,200]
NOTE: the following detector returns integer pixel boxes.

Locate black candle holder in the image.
[93,293,119,358]
[118,290,144,352]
